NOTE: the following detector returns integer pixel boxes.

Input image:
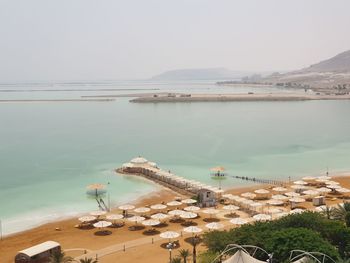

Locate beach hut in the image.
[15,241,61,263]
[198,188,217,207]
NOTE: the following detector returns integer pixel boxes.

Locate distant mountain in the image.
[304,50,350,72]
[151,68,255,80]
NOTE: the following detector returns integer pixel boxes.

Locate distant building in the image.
[198,188,217,207]
[15,241,61,263]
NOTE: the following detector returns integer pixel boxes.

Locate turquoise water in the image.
[0,81,350,235]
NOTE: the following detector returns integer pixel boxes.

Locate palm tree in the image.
[333,202,350,221]
[320,205,334,219]
[49,251,73,263]
[78,257,98,263]
[178,249,191,263]
[189,236,201,263]
[170,257,182,263]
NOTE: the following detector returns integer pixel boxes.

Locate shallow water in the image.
[0,80,349,235]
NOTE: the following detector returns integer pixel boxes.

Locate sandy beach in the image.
[1,174,350,263]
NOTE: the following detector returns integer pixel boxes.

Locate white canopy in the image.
[119,204,135,210]
[128,216,145,223]
[223,249,268,263]
[254,189,270,194]
[168,209,185,216]
[206,222,224,230]
[202,209,220,215]
[253,214,271,221]
[93,221,112,228]
[184,206,201,212]
[130,157,148,164]
[182,198,197,204]
[90,211,107,216]
[151,213,169,220]
[78,216,96,222]
[241,192,256,199]
[106,214,124,220]
[183,226,203,233]
[230,218,249,225]
[285,192,301,197]
[160,231,180,239]
[180,212,198,219]
[293,180,308,185]
[266,200,284,206]
[142,219,160,226]
[134,207,151,213]
[18,241,61,258]
[272,187,288,192]
[272,194,289,201]
[223,205,239,211]
[289,197,306,203]
[150,204,167,210]
[167,201,182,206]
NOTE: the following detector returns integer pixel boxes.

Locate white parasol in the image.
[180,212,198,219]
[205,222,224,230]
[142,219,160,226]
[184,206,201,212]
[183,226,203,234]
[93,220,112,228]
[134,207,151,213]
[79,216,96,222]
[151,213,169,220]
[181,199,197,204]
[230,218,248,225]
[253,214,271,221]
[150,204,167,210]
[90,211,107,217]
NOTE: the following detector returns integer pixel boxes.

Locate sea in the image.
[0,80,350,236]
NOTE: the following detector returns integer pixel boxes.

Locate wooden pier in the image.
[229,175,289,186]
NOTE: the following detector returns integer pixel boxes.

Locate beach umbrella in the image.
[78,216,96,222]
[210,166,226,172]
[254,189,270,194]
[222,194,233,199]
[327,185,341,190]
[303,190,320,196]
[318,176,332,180]
[253,214,271,221]
[250,202,263,208]
[228,195,240,201]
[223,205,239,212]
[272,187,288,192]
[180,212,198,219]
[160,231,180,240]
[151,213,169,220]
[284,192,301,197]
[93,220,112,228]
[241,192,256,199]
[150,204,167,210]
[241,199,254,205]
[90,211,107,217]
[166,201,182,207]
[294,180,308,185]
[86,183,107,196]
[134,207,151,213]
[291,185,308,190]
[275,212,289,218]
[205,222,224,230]
[142,219,160,226]
[289,197,306,203]
[302,176,316,181]
[266,200,284,206]
[119,204,135,211]
[128,216,145,224]
[272,194,289,201]
[182,199,197,204]
[183,226,203,234]
[202,209,220,215]
[317,187,332,194]
[168,209,184,216]
[106,214,124,221]
[337,188,350,194]
[184,206,201,212]
[230,218,248,225]
[290,208,305,214]
[325,181,340,185]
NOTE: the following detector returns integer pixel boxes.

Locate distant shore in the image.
[130,92,350,103]
[0,99,115,103]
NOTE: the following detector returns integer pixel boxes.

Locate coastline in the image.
[129,93,350,103]
[1,172,350,263]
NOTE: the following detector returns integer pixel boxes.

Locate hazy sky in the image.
[1,0,350,81]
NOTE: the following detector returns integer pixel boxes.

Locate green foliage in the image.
[79,257,98,263]
[49,251,73,263]
[333,202,350,221]
[198,251,220,263]
[345,212,350,228]
[178,249,191,263]
[203,212,350,262]
[170,257,182,263]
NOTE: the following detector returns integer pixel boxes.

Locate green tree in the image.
[345,212,350,228]
[49,251,73,263]
[170,257,182,263]
[178,249,191,263]
[78,257,98,263]
[320,206,334,220]
[333,203,350,221]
